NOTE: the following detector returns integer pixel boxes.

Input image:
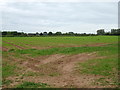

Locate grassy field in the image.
[2,36,119,88]
[2,36,118,49]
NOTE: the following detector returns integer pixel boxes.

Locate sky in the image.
[0,1,118,34]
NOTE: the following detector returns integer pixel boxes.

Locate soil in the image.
[2,46,8,51]
[3,52,116,88]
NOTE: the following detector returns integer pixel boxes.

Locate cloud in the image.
[1,2,118,33]
[0,0,119,2]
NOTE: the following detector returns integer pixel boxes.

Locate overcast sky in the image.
[1,1,118,33]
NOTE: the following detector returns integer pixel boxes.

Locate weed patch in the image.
[77,58,118,76]
[2,62,17,78]
[16,82,50,88]
[11,45,118,57]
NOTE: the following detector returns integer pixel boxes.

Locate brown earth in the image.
[84,43,110,47]
[24,44,51,50]
[3,52,116,88]
[2,46,8,51]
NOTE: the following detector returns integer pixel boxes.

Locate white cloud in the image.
[0,0,119,2]
[1,2,118,33]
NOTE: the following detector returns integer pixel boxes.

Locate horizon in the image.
[1,28,119,34]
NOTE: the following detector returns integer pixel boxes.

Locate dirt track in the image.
[3,41,26,50]
[2,41,111,51]
[4,52,114,88]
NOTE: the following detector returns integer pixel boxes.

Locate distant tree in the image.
[68,32,74,35]
[24,33,28,36]
[7,32,13,37]
[104,31,111,35]
[0,31,1,37]
[48,32,53,36]
[83,33,86,36]
[74,33,78,36]
[43,32,47,35]
[17,32,22,36]
[63,33,69,36]
[28,33,36,37]
[97,29,105,35]
[21,32,25,37]
[118,29,120,35]
[2,31,7,36]
[55,32,62,35]
[36,32,39,36]
[10,31,18,36]
[40,33,43,36]
[111,29,120,35]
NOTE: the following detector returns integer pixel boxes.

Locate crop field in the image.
[2,36,119,88]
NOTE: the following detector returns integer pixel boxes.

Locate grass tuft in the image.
[16,82,50,88]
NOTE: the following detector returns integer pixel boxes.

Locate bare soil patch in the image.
[84,43,111,47]
[40,54,66,64]
[4,52,115,88]
[2,46,9,51]
[24,44,51,50]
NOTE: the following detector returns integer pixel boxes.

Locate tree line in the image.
[1,29,120,37]
[97,29,120,35]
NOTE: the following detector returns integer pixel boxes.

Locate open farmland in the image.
[2,36,119,88]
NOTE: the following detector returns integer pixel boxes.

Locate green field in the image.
[2,36,118,49]
[2,36,119,88]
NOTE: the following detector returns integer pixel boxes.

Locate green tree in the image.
[43,32,47,35]
[48,32,53,36]
[97,29,105,35]
[55,32,62,35]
